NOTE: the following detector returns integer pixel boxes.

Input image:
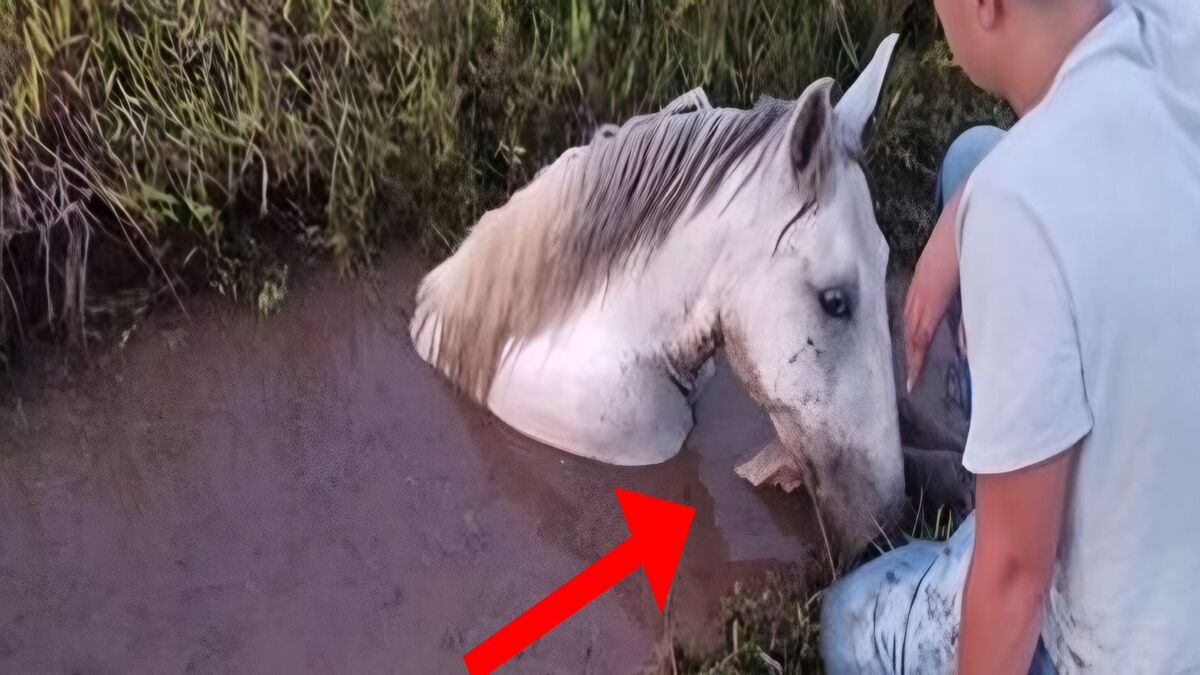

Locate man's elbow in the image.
[977,547,1055,611]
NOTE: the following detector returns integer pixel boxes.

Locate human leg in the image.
[821,515,976,674]
[936,125,1007,211]
[938,125,1005,419]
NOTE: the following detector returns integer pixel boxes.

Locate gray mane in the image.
[561,95,795,279]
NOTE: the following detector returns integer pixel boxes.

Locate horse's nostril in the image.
[820,288,851,318]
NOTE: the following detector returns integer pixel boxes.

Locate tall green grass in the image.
[0,0,1010,366]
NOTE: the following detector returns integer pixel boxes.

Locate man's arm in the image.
[958,446,1077,674]
[904,186,964,392]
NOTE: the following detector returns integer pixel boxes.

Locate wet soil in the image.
[0,254,830,673]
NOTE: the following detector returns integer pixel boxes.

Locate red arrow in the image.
[463,488,696,674]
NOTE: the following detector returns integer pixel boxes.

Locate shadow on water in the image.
[0,254,823,673]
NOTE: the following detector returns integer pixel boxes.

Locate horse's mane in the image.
[414,92,800,401]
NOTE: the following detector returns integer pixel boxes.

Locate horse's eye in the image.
[819,288,851,318]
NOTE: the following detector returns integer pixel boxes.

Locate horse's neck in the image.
[581,212,731,373]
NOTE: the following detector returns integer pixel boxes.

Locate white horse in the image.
[412,36,903,553]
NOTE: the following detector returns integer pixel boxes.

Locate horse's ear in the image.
[787,77,836,190]
[835,33,900,153]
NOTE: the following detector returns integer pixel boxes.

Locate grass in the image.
[668,573,826,675]
[0,0,1010,373]
[670,498,966,674]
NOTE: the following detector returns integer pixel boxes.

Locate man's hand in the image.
[958,446,1077,675]
[904,187,965,393]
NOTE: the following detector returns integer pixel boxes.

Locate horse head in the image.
[716,36,904,557]
[411,35,904,559]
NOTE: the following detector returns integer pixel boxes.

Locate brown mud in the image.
[0,254,833,673]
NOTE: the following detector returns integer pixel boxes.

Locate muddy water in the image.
[0,255,827,673]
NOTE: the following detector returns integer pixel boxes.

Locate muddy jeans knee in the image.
[820,514,1057,674]
[820,515,976,674]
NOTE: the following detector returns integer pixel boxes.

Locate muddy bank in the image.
[0,254,837,673]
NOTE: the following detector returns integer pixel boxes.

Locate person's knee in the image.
[820,573,871,673]
[820,527,978,673]
[820,542,943,672]
[939,125,1007,203]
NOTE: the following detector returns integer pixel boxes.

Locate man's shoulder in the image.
[953,112,1081,260]
[970,25,1163,200]
[957,123,1049,230]
[963,74,1148,227]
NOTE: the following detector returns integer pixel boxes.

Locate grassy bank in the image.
[0,0,1010,370]
[672,505,963,674]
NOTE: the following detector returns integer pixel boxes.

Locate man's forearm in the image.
[959,553,1049,674]
[957,449,1076,674]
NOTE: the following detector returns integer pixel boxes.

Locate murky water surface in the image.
[0,256,828,673]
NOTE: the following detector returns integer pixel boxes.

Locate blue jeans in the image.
[935,126,1006,421]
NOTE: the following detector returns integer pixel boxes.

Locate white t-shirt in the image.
[955,2,1200,673]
